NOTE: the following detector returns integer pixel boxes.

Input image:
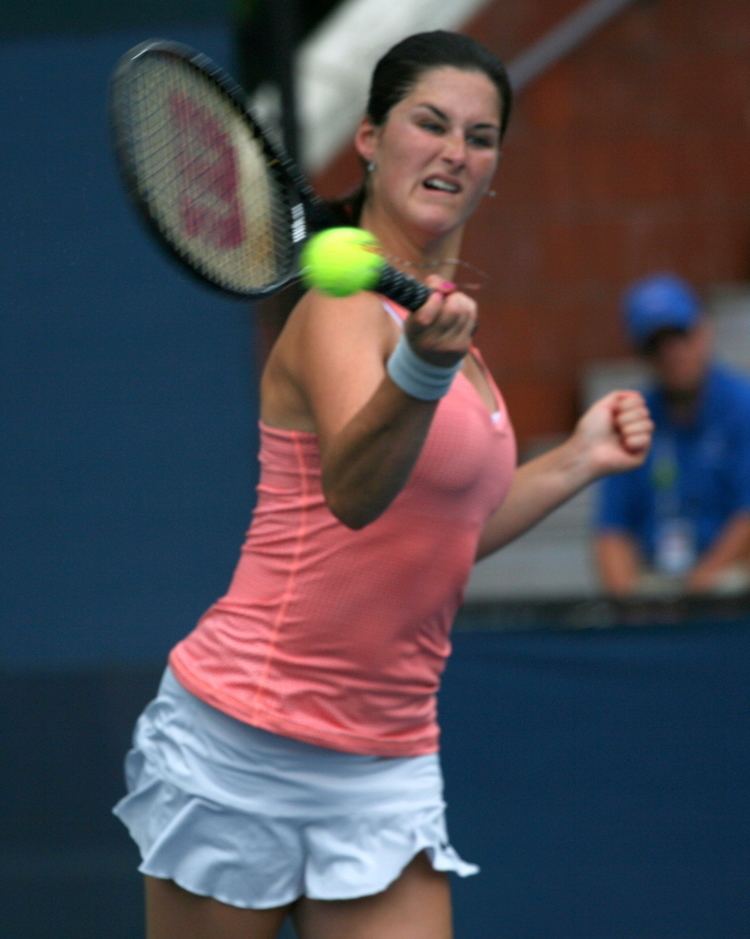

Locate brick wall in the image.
[313,0,750,452]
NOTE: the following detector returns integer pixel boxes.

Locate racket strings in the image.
[116,55,296,294]
[384,254,489,294]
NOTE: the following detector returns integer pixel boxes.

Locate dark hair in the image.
[367,30,512,137]
[330,30,513,225]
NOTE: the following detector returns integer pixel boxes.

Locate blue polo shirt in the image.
[595,364,750,564]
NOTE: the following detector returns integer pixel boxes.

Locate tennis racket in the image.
[108,39,430,310]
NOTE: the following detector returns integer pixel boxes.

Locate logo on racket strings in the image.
[168,92,245,250]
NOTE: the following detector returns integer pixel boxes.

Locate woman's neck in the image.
[359,206,464,282]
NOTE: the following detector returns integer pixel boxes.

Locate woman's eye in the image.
[419,121,445,134]
[468,135,495,149]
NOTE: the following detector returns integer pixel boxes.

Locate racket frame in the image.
[109,38,330,298]
[109,39,431,312]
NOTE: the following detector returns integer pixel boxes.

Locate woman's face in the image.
[357,67,502,241]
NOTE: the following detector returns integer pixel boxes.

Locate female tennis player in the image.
[114,30,653,939]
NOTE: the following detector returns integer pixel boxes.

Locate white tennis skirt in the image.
[112,667,478,909]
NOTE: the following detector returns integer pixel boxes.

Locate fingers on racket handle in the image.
[374,266,431,312]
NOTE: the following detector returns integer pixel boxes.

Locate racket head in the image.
[109,39,311,298]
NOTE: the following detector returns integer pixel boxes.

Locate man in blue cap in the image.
[593,273,750,595]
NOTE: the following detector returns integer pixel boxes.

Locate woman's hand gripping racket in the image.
[109,39,430,310]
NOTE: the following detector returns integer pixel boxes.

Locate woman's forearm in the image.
[475,438,592,560]
[321,378,438,529]
[475,390,653,562]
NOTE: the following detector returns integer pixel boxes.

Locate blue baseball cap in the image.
[622,274,701,348]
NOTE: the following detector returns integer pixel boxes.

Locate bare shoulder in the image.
[289,288,395,348]
[261,290,398,431]
[279,289,398,377]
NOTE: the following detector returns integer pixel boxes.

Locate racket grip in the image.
[374,266,431,312]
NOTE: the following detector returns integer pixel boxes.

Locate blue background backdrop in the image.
[2,22,749,939]
[2,25,259,668]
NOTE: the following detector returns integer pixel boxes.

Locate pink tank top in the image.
[170,304,517,756]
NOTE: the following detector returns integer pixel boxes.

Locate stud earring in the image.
[367,161,376,173]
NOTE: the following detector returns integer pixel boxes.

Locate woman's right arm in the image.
[262,283,476,529]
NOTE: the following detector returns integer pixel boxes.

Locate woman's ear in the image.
[354,117,378,164]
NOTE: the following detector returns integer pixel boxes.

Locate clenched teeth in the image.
[424,177,460,193]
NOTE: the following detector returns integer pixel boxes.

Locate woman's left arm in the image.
[476,391,653,561]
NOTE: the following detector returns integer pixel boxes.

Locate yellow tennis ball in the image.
[301,227,384,297]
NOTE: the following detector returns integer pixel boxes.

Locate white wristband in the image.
[386,333,462,401]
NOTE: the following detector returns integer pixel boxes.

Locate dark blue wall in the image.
[2,25,259,668]
[441,619,750,939]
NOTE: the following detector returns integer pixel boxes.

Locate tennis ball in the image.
[301,227,384,297]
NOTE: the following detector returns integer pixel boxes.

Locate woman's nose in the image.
[441,132,467,165]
